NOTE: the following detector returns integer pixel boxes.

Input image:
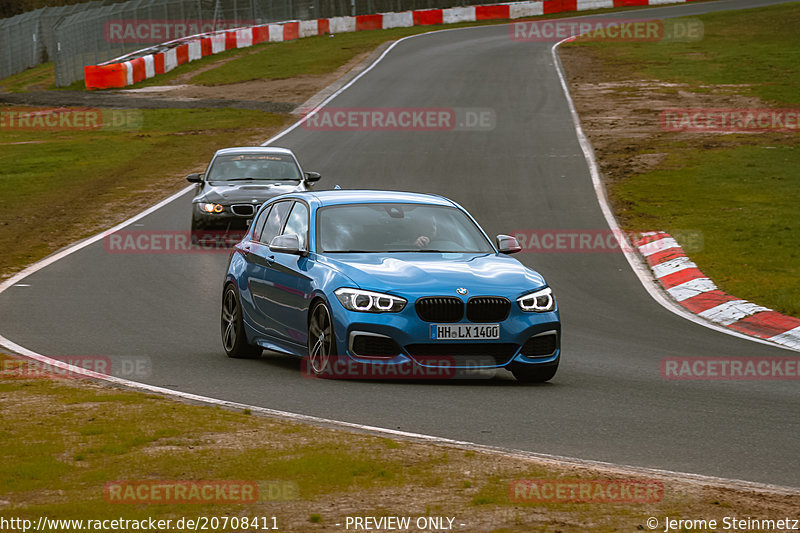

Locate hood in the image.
[194,181,304,204]
[321,253,546,298]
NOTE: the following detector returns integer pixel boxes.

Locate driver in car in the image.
[414,216,438,248]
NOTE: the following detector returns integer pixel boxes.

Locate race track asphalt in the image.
[1,0,797,487]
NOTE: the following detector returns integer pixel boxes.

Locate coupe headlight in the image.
[517,287,555,312]
[199,202,224,213]
[335,288,406,313]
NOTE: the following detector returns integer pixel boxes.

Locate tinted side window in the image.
[282,202,309,250]
[259,201,291,244]
[251,205,272,242]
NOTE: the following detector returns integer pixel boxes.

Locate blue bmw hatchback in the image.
[221,190,560,382]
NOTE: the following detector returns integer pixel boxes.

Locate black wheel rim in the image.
[308,304,332,374]
[222,288,239,353]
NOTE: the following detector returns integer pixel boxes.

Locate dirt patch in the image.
[0,90,295,112]
[557,45,791,223]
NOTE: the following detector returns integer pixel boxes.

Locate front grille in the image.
[351,335,401,358]
[405,343,518,366]
[231,204,256,216]
[415,297,463,323]
[521,333,558,357]
[467,297,511,322]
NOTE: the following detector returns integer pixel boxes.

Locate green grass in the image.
[0,374,430,521]
[565,3,800,316]
[567,3,800,105]
[0,106,287,277]
[126,22,503,89]
[191,28,432,85]
[616,144,800,315]
[1,354,797,530]
[0,62,56,92]
[192,31,396,85]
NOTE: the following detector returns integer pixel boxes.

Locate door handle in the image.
[266,255,275,264]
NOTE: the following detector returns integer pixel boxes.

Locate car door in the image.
[265,201,314,347]
[244,200,292,337]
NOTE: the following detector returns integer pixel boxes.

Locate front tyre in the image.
[221,284,262,359]
[307,300,337,377]
[510,362,558,383]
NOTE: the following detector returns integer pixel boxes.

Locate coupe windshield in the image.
[207,153,301,181]
[318,203,495,253]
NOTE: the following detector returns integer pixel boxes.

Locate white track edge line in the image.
[260,27,470,146]
[1,332,798,495]
[0,4,797,497]
[550,37,799,353]
[0,185,194,294]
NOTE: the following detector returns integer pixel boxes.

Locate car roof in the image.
[299,189,458,208]
[213,146,295,156]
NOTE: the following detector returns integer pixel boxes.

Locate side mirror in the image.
[269,233,303,255]
[304,171,321,183]
[496,234,522,255]
[186,173,203,183]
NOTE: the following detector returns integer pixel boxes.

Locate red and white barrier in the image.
[84,0,698,89]
[635,232,800,350]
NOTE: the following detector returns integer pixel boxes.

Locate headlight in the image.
[199,202,224,213]
[335,288,406,313]
[517,287,555,312]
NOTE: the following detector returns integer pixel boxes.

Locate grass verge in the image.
[1,353,797,531]
[562,2,800,316]
[0,107,288,278]
[0,62,56,93]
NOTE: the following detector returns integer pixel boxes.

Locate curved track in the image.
[1,0,797,487]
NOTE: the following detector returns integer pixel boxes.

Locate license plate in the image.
[431,324,500,340]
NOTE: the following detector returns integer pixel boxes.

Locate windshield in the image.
[317,203,495,253]
[207,153,301,181]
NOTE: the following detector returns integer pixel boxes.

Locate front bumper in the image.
[192,204,254,230]
[328,297,561,371]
